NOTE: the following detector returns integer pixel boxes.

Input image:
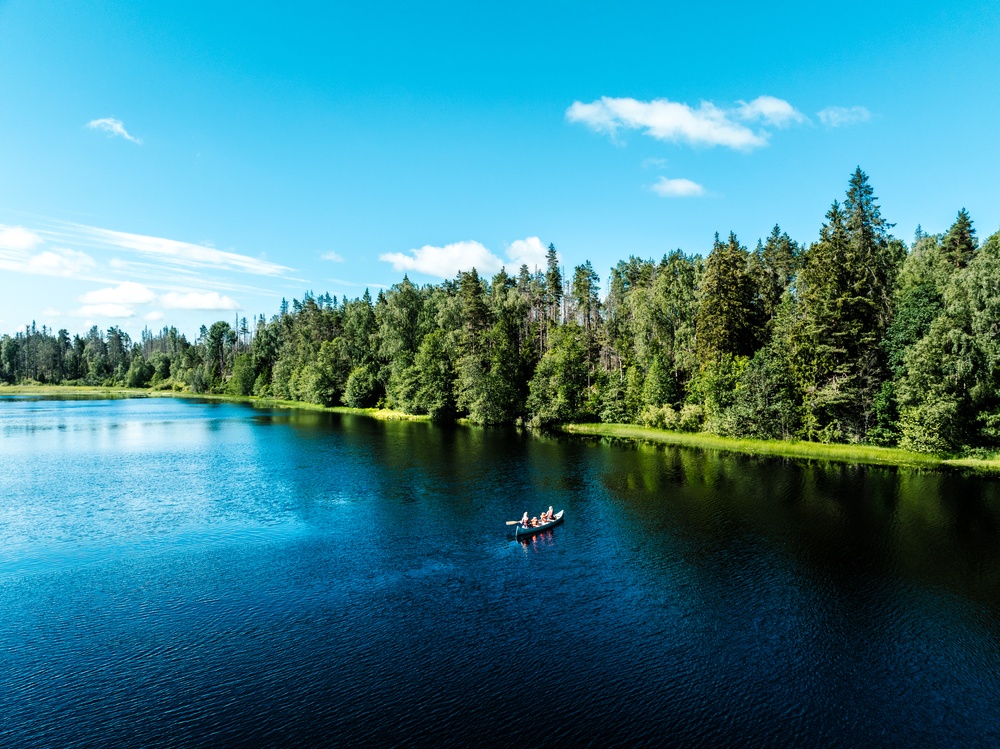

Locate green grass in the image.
[7,383,1000,472]
[0,384,144,396]
[0,384,429,421]
[559,422,1000,474]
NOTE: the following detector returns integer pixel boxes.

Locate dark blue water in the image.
[3,396,1000,747]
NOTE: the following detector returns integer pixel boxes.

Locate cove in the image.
[3,395,1000,747]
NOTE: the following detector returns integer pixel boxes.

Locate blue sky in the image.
[1,0,998,337]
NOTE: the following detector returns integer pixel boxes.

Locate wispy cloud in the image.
[144,311,165,322]
[161,291,240,310]
[321,251,344,262]
[87,117,143,144]
[567,95,804,150]
[651,176,705,198]
[54,223,292,277]
[817,106,871,127]
[380,240,504,278]
[327,277,386,289]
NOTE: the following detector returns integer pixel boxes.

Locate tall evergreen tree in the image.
[941,208,977,269]
[695,232,757,366]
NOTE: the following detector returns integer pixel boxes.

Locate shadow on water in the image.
[579,435,1000,614]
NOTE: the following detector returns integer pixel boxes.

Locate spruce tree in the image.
[695,232,756,367]
[545,243,563,327]
[942,208,977,268]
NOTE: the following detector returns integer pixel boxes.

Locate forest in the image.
[3,168,998,456]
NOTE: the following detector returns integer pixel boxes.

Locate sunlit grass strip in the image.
[155,392,429,420]
[558,422,1000,472]
[0,384,430,421]
[0,384,141,396]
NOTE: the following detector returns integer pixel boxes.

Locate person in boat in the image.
[545,506,554,521]
[521,512,530,527]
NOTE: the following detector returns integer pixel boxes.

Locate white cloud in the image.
[61,224,292,276]
[737,96,806,127]
[87,117,142,144]
[0,225,43,251]
[321,251,344,262]
[506,237,548,270]
[144,311,165,321]
[161,291,240,310]
[566,96,796,150]
[73,303,135,318]
[42,307,62,317]
[652,176,705,198]
[80,281,156,305]
[0,245,98,278]
[380,240,503,278]
[818,106,871,127]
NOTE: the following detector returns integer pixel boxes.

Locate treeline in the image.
[3,168,999,456]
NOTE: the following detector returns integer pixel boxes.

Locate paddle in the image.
[506,520,522,525]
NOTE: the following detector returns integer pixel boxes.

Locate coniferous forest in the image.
[3,168,998,456]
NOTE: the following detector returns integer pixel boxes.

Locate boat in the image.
[509,510,564,538]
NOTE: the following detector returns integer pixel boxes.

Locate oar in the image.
[506,520,522,525]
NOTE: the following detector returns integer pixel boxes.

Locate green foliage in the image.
[717,346,801,440]
[867,380,900,446]
[788,169,902,442]
[941,208,977,269]
[344,363,382,408]
[7,170,993,459]
[125,355,154,388]
[527,323,593,426]
[226,353,256,396]
[598,376,628,424]
[696,233,758,366]
[412,329,456,422]
[897,230,1000,453]
[641,355,674,409]
[639,403,680,430]
[690,353,748,432]
[678,404,705,432]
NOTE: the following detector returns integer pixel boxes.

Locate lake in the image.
[3,395,1000,747]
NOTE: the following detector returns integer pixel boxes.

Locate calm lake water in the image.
[3,396,1000,747]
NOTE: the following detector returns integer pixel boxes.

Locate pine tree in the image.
[942,208,977,268]
[545,243,563,327]
[790,169,903,441]
[695,232,756,367]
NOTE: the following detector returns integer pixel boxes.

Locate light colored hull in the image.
[512,510,564,537]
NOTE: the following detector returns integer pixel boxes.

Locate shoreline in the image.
[559,422,1000,474]
[5,384,1000,473]
[0,384,429,421]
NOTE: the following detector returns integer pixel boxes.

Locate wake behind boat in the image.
[508,510,564,538]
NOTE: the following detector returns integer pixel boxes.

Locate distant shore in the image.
[0,384,429,422]
[5,383,1000,473]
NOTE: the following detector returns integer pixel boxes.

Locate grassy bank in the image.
[0,384,142,396]
[7,383,1000,472]
[560,422,1000,474]
[0,384,429,421]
